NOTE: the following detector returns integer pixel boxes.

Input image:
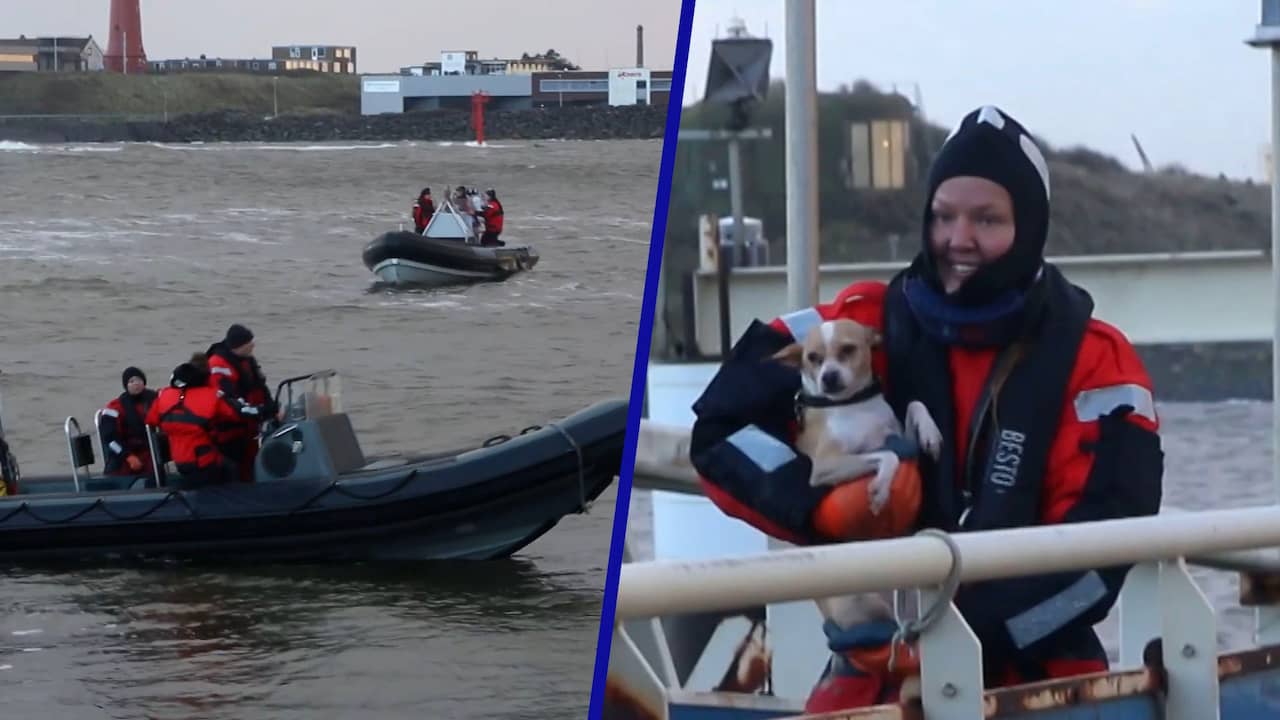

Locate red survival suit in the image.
[206,343,277,483]
[688,264,1163,708]
[481,196,504,246]
[101,388,159,476]
[413,190,435,234]
[146,365,256,488]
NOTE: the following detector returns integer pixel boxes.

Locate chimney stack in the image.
[636,25,644,67]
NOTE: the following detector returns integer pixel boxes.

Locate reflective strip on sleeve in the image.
[778,307,823,342]
[726,424,797,474]
[1073,383,1156,423]
[1005,570,1107,650]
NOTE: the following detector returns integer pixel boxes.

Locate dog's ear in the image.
[868,328,883,348]
[770,342,803,368]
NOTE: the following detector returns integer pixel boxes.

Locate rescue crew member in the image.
[412,187,435,234]
[688,105,1164,710]
[480,188,504,247]
[206,324,278,482]
[145,361,257,489]
[453,185,471,214]
[0,433,16,496]
[100,366,159,476]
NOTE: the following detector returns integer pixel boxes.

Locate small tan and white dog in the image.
[773,317,944,691]
[771,318,943,514]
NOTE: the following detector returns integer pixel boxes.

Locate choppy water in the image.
[0,137,659,718]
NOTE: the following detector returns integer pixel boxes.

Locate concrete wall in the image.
[361,73,533,115]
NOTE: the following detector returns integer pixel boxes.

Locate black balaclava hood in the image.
[919,105,1052,307]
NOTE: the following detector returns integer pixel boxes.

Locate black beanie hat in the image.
[225,324,254,349]
[920,105,1052,306]
[170,363,208,389]
[122,366,146,389]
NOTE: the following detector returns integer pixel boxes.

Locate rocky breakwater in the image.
[0,104,671,144]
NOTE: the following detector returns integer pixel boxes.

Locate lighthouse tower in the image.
[104,0,147,73]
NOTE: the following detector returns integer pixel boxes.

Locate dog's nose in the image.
[821,369,843,392]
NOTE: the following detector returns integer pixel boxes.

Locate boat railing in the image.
[63,416,96,493]
[57,413,168,492]
[612,427,1280,719]
[273,369,342,424]
[145,425,170,488]
[92,409,105,456]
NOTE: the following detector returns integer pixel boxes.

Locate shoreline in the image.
[0,104,670,145]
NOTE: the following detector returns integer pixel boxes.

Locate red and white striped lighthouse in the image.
[104,0,147,74]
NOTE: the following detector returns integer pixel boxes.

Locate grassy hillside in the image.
[656,80,1269,360]
[668,80,1268,266]
[0,71,360,117]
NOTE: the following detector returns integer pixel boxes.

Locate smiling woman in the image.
[678,104,1164,712]
[928,176,1017,294]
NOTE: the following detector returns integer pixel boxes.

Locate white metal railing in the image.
[615,507,1280,620]
[612,507,1280,720]
[615,420,1280,720]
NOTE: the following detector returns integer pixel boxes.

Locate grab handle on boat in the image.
[272,370,338,422]
[146,426,169,488]
[64,417,84,493]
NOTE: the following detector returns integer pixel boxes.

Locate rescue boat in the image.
[0,370,624,563]
[363,196,538,288]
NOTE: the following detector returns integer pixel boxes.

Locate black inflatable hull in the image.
[0,400,625,563]
[362,231,539,287]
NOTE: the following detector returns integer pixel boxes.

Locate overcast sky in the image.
[8,1,1272,181]
[3,0,682,75]
[684,0,1272,181]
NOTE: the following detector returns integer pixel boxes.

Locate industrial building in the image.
[405,50,569,76]
[364,25,667,115]
[360,66,672,115]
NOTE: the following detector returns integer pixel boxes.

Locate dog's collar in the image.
[795,380,883,411]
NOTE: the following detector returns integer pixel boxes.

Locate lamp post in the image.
[784,0,819,312]
[1245,0,1280,647]
[1246,0,1280,497]
[679,18,773,357]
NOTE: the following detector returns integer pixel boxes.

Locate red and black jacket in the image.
[145,386,244,469]
[413,197,435,232]
[205,342,277,440]
[482,199,504,234]
[101,389,158,475]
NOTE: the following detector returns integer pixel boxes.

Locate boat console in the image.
[255,370,370,482]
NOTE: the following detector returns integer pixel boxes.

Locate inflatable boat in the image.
[362,231,539,287]
[0,371,624,563]
[364,196,538,288]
